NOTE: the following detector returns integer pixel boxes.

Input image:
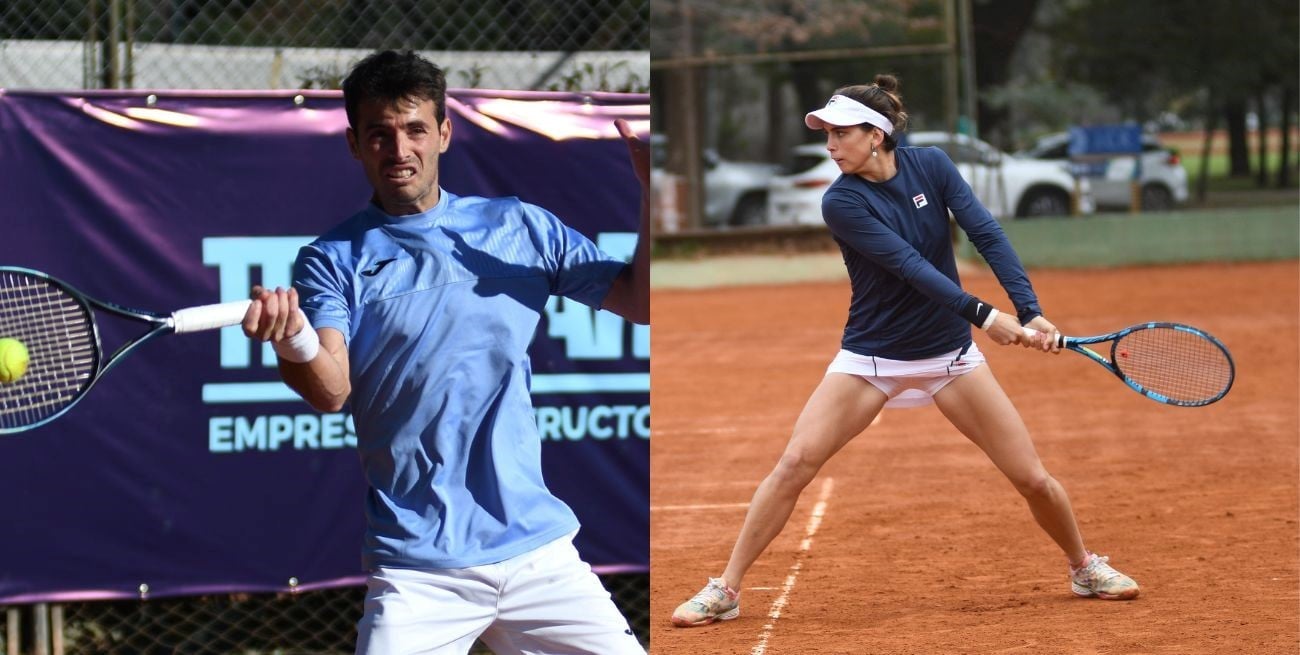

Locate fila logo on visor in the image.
[913,193,928,209]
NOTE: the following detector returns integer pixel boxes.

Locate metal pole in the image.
[85,0,99,89]
[943,0,960,136]
[651,42,951,70]
[33,603,48,655]
[124,0,136,88]
[108,0,122,88]
[959,0,978,139]
[6,607,19,655]
[50,605,63,655]
[678,0,704,229]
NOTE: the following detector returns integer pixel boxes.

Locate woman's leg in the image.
[722,373,888,589]
[672,373,887,626]
[931,365,1088,564]
[932,364,1138,599]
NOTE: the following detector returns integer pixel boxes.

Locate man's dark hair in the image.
[342,50,447,129]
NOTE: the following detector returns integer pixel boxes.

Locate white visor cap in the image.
[805,95,894,134]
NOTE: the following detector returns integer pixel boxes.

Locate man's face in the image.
[346,96,451,216]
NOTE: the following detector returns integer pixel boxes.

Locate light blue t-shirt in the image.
[293,189,626,570]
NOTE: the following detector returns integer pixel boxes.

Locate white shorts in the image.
[355,531,644,655]
[826,343,986,408]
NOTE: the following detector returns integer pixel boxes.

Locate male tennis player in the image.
[242,50,648,655]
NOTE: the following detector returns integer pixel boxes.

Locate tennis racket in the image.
[0,267,252,434]
[1024,322,1234,407]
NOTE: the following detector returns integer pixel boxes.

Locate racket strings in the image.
[0,272,98,429]
[1113,328,1232,404]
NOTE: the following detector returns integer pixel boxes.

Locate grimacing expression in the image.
[824,124,880,177]
[347,96,451,216]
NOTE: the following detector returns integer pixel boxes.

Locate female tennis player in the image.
[672,75,1138,628]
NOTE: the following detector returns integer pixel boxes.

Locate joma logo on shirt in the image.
[361,258,398,277]
[912,193,928,209]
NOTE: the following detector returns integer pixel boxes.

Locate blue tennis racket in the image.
[0,267,251,434]
[1025,322,1234,407]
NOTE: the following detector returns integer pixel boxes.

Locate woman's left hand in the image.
[1023,315,1061,353]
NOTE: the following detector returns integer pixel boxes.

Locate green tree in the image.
[969,0,1041,144]
[1048,0,1297,190]
[649,0,934,228]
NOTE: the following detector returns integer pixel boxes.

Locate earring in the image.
[871,147,878,158]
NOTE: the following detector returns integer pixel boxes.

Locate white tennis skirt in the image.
[826,342,986,408]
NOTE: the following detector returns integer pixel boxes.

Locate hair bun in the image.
[873,74,900,94]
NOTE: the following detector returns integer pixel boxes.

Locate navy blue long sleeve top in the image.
[821,146,1042,360]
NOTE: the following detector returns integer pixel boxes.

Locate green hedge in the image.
[959,206,1299,268]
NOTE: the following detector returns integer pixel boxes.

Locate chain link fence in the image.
[647,0,967,230]
[1,2,647,653]
[0,0,648,91]
[2,574,647,654]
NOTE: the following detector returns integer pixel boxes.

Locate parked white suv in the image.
[1018,132,1188,211]
[768,131,1094,226]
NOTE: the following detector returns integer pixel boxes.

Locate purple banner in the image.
[0,88,648,602]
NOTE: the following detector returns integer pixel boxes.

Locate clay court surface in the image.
[650,260,1298,654]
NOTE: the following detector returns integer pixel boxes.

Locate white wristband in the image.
[272,310,320,363]
[980,308,1000,331]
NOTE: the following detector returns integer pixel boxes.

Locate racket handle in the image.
[172,300,253,334]
[1021,327,1065,348]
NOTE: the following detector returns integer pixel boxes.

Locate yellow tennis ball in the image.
[0,338,30,384]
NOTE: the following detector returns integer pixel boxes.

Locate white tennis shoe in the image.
[1070,553,1140,600]
[671,577,740,627]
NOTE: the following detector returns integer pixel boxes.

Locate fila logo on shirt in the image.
[912,193,928,209]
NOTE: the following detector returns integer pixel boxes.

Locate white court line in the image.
[751,477,833,655]
[653,426,740,436]
[649,502,749,511]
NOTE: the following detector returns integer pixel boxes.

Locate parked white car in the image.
[1018,132,1188,211]
[650,135,780,228]
[768,131,1094,226]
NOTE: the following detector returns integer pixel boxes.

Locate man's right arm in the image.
[279,326,350,413]
[243,285,351,413]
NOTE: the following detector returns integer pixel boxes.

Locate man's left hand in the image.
[615,118,649,189]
